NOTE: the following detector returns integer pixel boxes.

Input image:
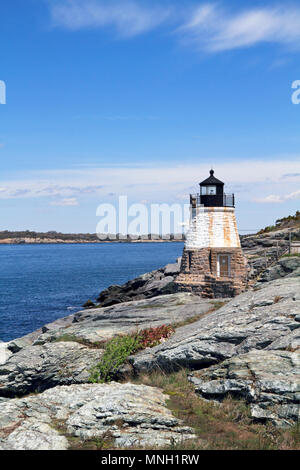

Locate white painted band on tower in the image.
[185,206,240,250]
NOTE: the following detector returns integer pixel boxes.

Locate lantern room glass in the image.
[201,186,216,195]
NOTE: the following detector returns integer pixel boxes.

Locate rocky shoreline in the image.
[83,228,299,308]
[0,230,299,450]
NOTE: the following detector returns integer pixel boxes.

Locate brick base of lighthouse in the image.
[175,247,248,298]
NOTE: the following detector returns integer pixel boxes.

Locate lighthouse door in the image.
[218,255,230,277]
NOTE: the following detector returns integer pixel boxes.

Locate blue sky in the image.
[1,0,300,233]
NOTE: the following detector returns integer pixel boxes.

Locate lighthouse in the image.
[175,170,248,298]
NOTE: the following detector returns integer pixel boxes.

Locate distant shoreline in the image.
[0,231,186,245]
[0,238,184,245]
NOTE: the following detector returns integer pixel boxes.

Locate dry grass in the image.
[54,333,105,350]
[133,369,300,451]
[48,370,299,451]
[51,418,115,450]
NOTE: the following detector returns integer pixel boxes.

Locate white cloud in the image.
[0,183,104,199]
[256,189,300,204]
[48,1,300,53]
[178,4,300,52]
[50,0,172,37]
[50,197,79,206]
[286,189,300,200]
[1,158,299,205]
[255,194,284,204]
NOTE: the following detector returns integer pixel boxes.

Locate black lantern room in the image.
[199,170,234,207]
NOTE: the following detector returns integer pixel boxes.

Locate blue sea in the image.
[0,243,184,342]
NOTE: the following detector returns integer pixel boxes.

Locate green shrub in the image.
[89,324,176,383]
[281,253,300,258]
[89,334,142,383]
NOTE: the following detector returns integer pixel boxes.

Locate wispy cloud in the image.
[256,189,300,204]
[48,1,300,53]
[0,182,104,199]
[50,197,79,206]
[50,0,172,37]
[1,158,300,206]
[178,3,300,52]
[281,173,300,179]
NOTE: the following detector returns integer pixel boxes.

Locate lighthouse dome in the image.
[200,169,224,187]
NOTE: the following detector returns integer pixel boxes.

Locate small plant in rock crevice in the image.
[139,325,174,349]
[89,334,141,383]
[89,325,174,383]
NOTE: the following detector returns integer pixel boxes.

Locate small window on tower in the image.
[207,186,216,195]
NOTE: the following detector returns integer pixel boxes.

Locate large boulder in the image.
[163,263,181,276]
[130,277,300,373]
[96,261,182,307]
[257,256,300,283]
[189,350,300,427]
[0,342,104,397]
[0,383,195,450]
[241,231,291,279]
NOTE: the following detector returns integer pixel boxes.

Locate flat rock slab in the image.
[19,293,218,347]
[0,342,104,397]
[257,257,300,283]
[189,350,300,427]
[0,383,195,450]
[131,277,300,373]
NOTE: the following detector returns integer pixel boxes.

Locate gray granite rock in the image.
[0,342,104,397]
[96,261,182,307]
[27,293,218,347]
[257,257,300,283]
[0,342,12,365]
[189,350,300,427]
[164,263,181,276]
[131,277,300,373]
[240,229,299,280]
[0,383,195,450]
[0,293,219,397]
[0,420,68,450]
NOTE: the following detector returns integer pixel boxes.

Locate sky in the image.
[1,0,300,234]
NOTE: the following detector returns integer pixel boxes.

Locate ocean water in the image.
[0,243,184,342]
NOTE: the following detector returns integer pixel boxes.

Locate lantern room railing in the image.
[190,193,235,208]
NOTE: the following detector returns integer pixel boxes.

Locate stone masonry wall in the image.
[176,247,248,298]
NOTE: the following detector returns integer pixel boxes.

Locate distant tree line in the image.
[0,230,185,242]
[0,230,99,241]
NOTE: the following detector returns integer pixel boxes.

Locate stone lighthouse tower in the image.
[176,170,247,298]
